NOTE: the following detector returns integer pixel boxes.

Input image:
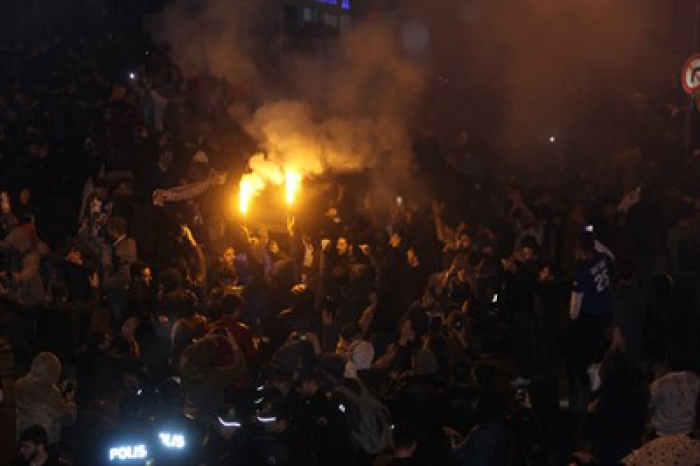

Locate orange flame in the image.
[285,169,301,207]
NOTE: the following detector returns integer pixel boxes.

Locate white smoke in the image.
[154,0,425,208]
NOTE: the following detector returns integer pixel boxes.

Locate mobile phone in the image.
[584,225,594,232]
[396,196,403,206]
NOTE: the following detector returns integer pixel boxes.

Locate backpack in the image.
[333,380,393,455]
[204,325,240,368]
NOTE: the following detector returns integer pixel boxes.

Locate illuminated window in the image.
[312,0,350,11]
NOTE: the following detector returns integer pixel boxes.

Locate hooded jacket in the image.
[15,352,76,443]
[3,226,44,307]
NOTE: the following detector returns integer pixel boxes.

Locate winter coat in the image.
[15,352,76,443]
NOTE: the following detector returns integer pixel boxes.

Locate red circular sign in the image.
[682,55,700,94]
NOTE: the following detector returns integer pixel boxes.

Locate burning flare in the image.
[238,173,264,216]
[237,155,304,215]
[285,170,301,207]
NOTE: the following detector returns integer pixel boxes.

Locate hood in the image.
[28,352,61,384]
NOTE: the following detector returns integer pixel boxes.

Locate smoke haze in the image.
[407,0,681,161]
[154,0,688,187]
[155,0,425,208]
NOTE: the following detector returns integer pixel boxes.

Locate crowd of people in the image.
[3,1,700,466]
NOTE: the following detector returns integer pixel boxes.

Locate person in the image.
[665,202,699,276]
[140,145,178,198]
[170,289,207,371]
[200,406,254,466]
[15,352,77,448]
[443,262,474,312]
[321,353,394,463]
[117,312,141,359]
[337,322,375,379]
[73,363,120,466]
[105,216,137,276]
[253,400,313,466]
[2,225,44,307]
[444,311,477,377]
[78,179,113,241]
[648,350,700,438]
[621,434,700,465]
[534,262,565,375]
[13,425,68,466]
[387,424,420,465]
[293,368,355,465]
[212,293,258,383]
[583,350,648,464]
[610,263,645,359]
[568,230,614,413]
[288,215,321,290]
[503,235,541,384]
[208,247,238,291]
[180,334,246,424]
[431,361,477,444]
[126,261,157,359]
[446,389,508,466]
[103,216,138,316]
[397,246,429,315]
[277,284,316,347]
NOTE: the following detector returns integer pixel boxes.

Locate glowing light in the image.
[159,433,185,449]
[239,180,252,216]
[285,169,302,207]
[549,136,556,143]
[109,445,147,461]
[239,173,263,216]
[257,416,277,423]
[339,404,346,413]
[218,417,242,428]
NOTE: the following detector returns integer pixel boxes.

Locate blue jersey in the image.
[573,252,612,315]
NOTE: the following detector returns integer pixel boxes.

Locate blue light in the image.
[312,0,350,10]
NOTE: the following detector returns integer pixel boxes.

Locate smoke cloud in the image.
[152,0,277,85]
[406,0,679,164]
[154,0,683,189]
[154,0,425,208]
